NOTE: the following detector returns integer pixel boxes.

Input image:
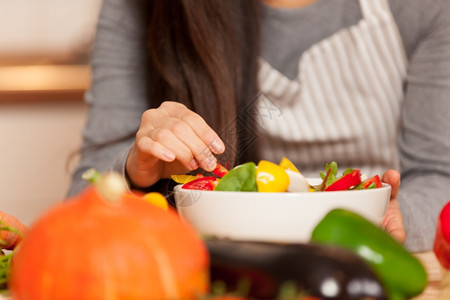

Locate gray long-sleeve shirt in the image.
[68,0,450,252]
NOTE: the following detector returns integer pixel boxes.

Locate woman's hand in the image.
[381,170,406,243]
[126,101,225,188]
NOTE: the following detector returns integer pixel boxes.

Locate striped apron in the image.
[255,0,408,177]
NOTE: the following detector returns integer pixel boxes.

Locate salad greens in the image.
[314,161,338,191]
[314,161,381,191]
[0,221,16,292]
[215,162,257,192]
[0,251,12,290]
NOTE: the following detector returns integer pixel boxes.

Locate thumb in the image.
[381,169,401,199]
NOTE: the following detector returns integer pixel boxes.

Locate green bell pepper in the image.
[215,162,257,192]
[311,208,427,300]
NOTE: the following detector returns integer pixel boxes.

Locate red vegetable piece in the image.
[362,175,382,189]
[325,170,361,191]
[434,201,450,269]
[212,162,229,178]
[182,176,217,190]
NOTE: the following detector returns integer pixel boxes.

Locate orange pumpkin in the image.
[10,173,209,300]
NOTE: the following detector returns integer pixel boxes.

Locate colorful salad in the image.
[172,158,383,193]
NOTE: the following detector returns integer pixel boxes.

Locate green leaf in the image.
[315,161,339,191]
[215,162,257,192]
[324,161,338,188]
[0,251,13,288]
[0,220,21,291]
[351,183,364,190]
[366,182,377,189]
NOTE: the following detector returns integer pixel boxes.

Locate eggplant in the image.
[206,239,387,300]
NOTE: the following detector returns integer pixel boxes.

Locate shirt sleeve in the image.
[398,0,450,252]
[66,0,148,197]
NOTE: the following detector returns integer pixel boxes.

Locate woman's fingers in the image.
[382,169,401,199]
[382,199,406,243]
[127,101,226,188]
[159,101,225,154]
[142,102,224,171]
[136,136,176,163]
[159,120,219,171]
[175,108,225,154]
[381,169,405,243]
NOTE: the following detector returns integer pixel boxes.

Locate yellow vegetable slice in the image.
[143,192,169,210]
[256,160,290,193]
[279,157,300,173]
[171,174,197,184]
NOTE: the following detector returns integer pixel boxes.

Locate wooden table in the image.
[413,251,443,299]
[0,251,444,299]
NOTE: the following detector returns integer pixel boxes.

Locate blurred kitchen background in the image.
[0,0,103,225]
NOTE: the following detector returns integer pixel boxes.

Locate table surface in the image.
[0,251,443,300]
[413,251,443,299]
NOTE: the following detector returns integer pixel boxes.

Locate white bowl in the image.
[174,178,391,243]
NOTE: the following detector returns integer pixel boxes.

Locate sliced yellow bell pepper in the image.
[256,160,290,193]
[171,174,197,184]
[279,157,301,173]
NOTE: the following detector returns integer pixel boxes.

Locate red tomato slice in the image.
[362,175,382,189]
[325,169,361,191]
[212,162,229,178]
[182,176,217,190]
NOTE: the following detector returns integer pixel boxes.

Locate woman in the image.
[68,0,450,252]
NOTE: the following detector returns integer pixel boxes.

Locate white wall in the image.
[0,100,87,226]
[0,0,103,64]
[0,0,100,226]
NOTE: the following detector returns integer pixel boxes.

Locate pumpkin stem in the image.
[82,168,102,184]
[94,172,128,204]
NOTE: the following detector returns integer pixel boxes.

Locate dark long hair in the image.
[144,0,261,166]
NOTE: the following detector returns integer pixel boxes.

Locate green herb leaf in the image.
[324,161,338,188]
[215,162,257,192]
[315,161,339,191]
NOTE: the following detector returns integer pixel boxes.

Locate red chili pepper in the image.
[182,176,217,191]
[325,170,361,191]
[320,168,333,191]
[362,175,382,189]
[434,201,450,269]
[213,162,229,178]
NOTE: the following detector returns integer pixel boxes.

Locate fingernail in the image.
[189,159,199,170]
[202,156,217,171]
[210,140,225,154]
[161,150,175,161]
